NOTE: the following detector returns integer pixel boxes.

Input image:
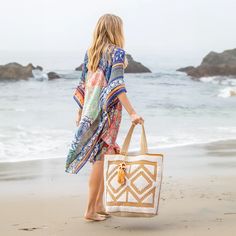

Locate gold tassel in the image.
[117,162,126,185]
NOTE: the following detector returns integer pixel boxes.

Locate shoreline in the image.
[1,139,236,235]
[1,138,236,164]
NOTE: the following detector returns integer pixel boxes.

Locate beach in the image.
[1,1,236,235]
[1,139,236,236]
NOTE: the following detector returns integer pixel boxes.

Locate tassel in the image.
[117,162,127,185]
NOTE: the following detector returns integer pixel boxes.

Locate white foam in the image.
[200,77,216,83]
[123,126,236,152]
[218,87,236,98]
[200,76,236,86]
[128,137,236,152]
[0,126,73,163]
[32,69,48,81]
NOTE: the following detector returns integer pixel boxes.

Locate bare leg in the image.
[95,146,116,215]
[84,160,106,221]
[95,158,106,213]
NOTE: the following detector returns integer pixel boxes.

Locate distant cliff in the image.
[177,48,236,78]
[75,53,151,73]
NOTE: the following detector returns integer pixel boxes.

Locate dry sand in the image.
[0,140,236,236]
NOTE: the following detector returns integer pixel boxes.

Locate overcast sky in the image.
[0,0,235,69]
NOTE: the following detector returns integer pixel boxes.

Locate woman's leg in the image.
[95,158,106,212]
[95,144,116,214]
[84,159,106,221]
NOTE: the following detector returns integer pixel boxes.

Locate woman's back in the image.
[80,45,126,123]
[65,44,127,173]
[81,56,108,122]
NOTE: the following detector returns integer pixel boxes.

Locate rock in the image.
[0,62,39,80]
[177,66,195,73]
[47,72,61,80]
[230,91,236,96]
[177,48,236,78]
[36,65,43,71]
[75,53,151,73]
[75,64,82,71]
[125,54,151,73]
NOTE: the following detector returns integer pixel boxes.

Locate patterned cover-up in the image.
[65,45,127,174]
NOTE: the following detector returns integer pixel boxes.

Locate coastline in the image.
[1,139,236,235]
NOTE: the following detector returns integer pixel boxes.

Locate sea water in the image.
[0,70,236,162]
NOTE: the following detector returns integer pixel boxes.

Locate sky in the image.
[0,0,235,70]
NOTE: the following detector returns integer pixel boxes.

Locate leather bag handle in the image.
[120,123,148,156]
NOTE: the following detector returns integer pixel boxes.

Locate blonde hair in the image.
[87,14,128,72]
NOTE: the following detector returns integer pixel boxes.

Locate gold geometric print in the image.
[108,170,126,193]
[130,171,152,195]
[105,159,161,209]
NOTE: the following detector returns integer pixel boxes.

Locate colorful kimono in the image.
[65,45,127,174]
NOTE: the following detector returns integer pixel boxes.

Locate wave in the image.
[200,76,217,83]
[32,69,48,81]
[200,76,236,86]
[218,87,236,98]
[0,126,73,163]
[1,136,235,163]
[127,137,236,153]
[1,128,236,163]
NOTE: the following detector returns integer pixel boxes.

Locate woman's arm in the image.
[118,92,144,125]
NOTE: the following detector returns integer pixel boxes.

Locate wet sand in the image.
[0,140,236,236]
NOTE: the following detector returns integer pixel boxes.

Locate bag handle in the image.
[120,123,148,156]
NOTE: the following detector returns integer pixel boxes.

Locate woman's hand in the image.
[76,109,82,126]
[130,113,144,125]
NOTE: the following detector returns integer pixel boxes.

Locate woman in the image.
[65,14,144,221]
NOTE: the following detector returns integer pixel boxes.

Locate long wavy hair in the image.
[87,14,128,72]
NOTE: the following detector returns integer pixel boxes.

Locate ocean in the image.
[0,68,236,162]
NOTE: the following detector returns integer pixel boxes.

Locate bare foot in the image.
[96,207,111,217]
[96,209,109,215]
[95,204,106,213]
[96,211,111,218]
[95,203,111,217]
[84,213,106,222]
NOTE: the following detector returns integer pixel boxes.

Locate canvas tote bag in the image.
[104,123,164,217]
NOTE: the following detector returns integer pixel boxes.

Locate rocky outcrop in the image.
[75,64,82,71]
[0,62,62,81]
[75,53,151,73]
[177,66,195,73]
[47,72,61,80]
[0,63,42,80]
[124,54,151,73]
[177,48,236,78]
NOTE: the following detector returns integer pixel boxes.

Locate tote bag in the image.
[104,123,164,217]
